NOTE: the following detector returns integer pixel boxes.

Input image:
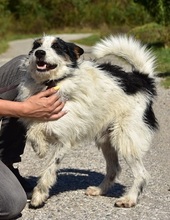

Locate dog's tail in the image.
[92,35,156,76]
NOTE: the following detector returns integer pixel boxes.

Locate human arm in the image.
[0,87,67,121]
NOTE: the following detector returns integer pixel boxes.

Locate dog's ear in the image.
[73,45,84,58]
[66,42,84,59]
[56,38,84,61]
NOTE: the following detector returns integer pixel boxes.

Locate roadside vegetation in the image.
[0,0,169,88]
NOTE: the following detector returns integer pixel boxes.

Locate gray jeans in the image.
[0,56,27,219]
[0,160,27,219]
[0,55,27,164]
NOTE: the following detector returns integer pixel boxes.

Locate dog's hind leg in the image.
[85,134,121,196]
[113,125,150,207]
[30,143,69,208]
[115,157,150,208]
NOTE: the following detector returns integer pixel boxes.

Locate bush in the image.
[0,0,153,34]
[0,0,13,37]
[135,0,170,25]
[129,22,170,47]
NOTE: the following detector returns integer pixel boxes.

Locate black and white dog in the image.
[17,35,158,208]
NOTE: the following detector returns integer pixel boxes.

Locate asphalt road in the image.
[0,34,169,220]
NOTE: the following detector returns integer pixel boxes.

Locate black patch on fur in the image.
[51,38,84,68]
[138,178,147,195]
[143,101,158,130]
[97,63,156,96]
[29,38,42,55]
[56,158,61,164]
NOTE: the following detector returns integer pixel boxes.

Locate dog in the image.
[17,34,158,208]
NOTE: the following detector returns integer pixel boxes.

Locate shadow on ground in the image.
[27,168,126,199]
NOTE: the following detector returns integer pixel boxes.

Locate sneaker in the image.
[8,165,34,200]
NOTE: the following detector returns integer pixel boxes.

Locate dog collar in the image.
[42,73,74,89]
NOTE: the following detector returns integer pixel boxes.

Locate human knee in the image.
[0,186,27,219]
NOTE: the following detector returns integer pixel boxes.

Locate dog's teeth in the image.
[37,64,47,70]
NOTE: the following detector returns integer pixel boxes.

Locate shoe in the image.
[8,165,34,200]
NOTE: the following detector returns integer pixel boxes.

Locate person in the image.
[0,55,67,219]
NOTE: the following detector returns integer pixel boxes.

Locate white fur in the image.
[17,35,157,208]
[92,35,156,76]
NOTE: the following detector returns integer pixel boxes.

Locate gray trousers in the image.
[0,55,27,164]
[0,56,27,219]
[0,161,27,219]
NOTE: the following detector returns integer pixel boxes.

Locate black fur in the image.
[29,38,42,55]
[143,101,158,130]
[98,63,158,130]
[51,38,84,68]
[97,63,156,96]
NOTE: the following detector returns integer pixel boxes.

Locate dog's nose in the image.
[35,50,46,59]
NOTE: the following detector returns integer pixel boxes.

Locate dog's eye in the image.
[52,43,60,50]
[33,41,41,50]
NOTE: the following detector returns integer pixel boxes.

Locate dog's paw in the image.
[30,189,48,208]
[114,196,136,208]
[29,201,45,209]
[85,186,103,196]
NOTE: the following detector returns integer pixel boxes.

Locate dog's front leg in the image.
[27,124,48,158]
[30,159,57,208]
[30,142,70,208]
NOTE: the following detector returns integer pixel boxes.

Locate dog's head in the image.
[27,36,84,83]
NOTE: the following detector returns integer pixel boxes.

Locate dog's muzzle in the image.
[35,49,57,72]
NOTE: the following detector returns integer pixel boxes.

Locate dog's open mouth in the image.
[36,61,57,72]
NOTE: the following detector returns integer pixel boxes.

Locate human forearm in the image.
[0,100,25,117]
[0,88,67,120]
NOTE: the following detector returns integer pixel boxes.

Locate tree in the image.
[134,0,170,25]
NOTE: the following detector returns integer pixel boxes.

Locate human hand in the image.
[21,87,67,121]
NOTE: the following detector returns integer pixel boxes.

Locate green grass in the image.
[0,40,9,54]
[155,48,170,88]
[72,34,101,46]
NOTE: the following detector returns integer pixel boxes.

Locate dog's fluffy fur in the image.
[17,35,158,208]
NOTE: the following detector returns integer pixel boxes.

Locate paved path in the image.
[0,34,170,220]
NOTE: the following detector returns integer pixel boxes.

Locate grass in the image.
[0,40,9,54]
[72,34,101,46]
[155,48,170,88]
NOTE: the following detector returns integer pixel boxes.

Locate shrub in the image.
[129,22,170,47]
[0,0,152,34]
